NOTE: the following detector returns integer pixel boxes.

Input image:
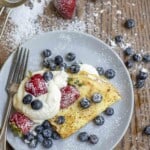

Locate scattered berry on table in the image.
[105,107,114,116]
[70,64,80,73]
[42,129,52,138]
[115,35,123,43]
[135,79,145,88]
[132,53,142,62]
[96,67,104,75]
[124,47,134,56]
[28,139,38,148]
[125,60,134,68]
[124,19,135,29]
[43,138,53,148]
[88,134,99,144]
[36,134,44,143]
[105,69,116,79]
[78,132,89,142]
[43,49,52,57]
[137,69,148,80]
[92,93,103,103]
[94,115,105,126]
[53,0,76,19]
[31,100,43,110]
[143,126,150,135]
[80,98,91,109]
[66,52,76,61]
[25,74,48,97]
[59,62,67,70]
[43,71,53,82]
[51,131,61,140]
[42,120,52,129]
[43,58,51,68]
[60,85,80,109]
[54,55,63,65]
[22,94,33,104]
[143,54,150,63]
[56,116,65,124]
[35,125,44,134]
[9,112,33,136]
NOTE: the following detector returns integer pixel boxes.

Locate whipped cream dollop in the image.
[13,64,98,123]
[13,70,68,123]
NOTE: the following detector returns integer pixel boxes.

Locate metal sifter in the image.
[0,0,26,39]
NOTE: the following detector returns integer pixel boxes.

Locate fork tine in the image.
[6,47,22,88]
[12,47,28,83]
[17,48,29,82]
[0,7,5,16]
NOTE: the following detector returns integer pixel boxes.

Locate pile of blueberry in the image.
[114,19,149,89]
[42,49,80,73]
[24,120,61,148]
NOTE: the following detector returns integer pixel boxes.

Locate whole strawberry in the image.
[53,0,76,19]
[9,112,33,137]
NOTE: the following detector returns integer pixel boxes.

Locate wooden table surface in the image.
[0,0,150,150]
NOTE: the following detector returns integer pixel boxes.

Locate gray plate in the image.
[0,31,134,150]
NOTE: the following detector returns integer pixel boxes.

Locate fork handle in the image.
[0,94,13,150]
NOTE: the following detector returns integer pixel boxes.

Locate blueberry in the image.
[96,67,104,75]
[137,70,148,80]
[94,115,105,126]
[92,93,103,103]
[51,131,61,140]
[42,120,52,129]
[105,69,116,79]
[143,54,150,63]
[135,80,145,88]
[66,52,76,61]
[56,116,65,124]
[132,53,142,62]
[43,58,51,68]
[54,55,63,65]
[43,49,52,57]
[125,60,134,68]
[43,139,53,148]
[115,35,123,43]
[78,132,89,142]
[43,71,53,82]
[49,62,57,71]
[124,47,134,56]
[35,125,44,134]
[31,100,43,110]
[36,134,44,143]
[59,63,67,70]
[124,19,135,29]
[70,64,80,73]
[88,134,99,144]
[143,126,150,135]
[42,129,52,138]
[80,98,91,109]
[24,132,34,141]
[28,139,38,148]
[23,94,33,104]
[105,107,114,116]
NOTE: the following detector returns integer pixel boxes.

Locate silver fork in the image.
[0,47,29,150]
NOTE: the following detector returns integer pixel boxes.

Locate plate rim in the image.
[0,30,134,150]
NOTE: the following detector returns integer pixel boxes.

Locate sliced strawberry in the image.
[53,0,76,19]
[60,85,80,109]
[9,112,33,136]
[25,74,48,97]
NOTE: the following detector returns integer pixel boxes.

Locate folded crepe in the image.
[49,71,121,138]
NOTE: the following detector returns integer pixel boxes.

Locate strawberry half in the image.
[60,85,80,109]
[9,112,33,137]
[25,74,48,97]
[53,0,76,19]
